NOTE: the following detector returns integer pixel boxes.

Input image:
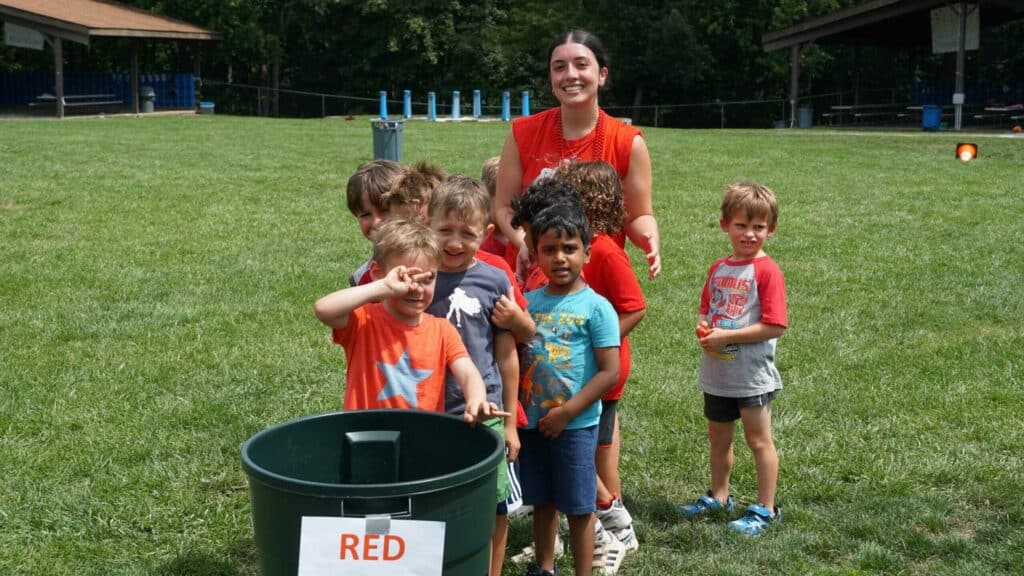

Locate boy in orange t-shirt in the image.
[314,218,505,423]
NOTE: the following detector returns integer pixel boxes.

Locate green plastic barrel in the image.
[241,410,503,576]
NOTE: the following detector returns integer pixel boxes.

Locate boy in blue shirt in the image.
[519,195,620,576]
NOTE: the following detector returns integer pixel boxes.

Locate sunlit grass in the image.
[1,116,1021,575]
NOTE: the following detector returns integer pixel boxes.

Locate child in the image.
[424,175,533,576]
[344,159,403,286]
[384,161,446,223]
[519,197,620,576]
[510,178,582,292]
[555,161,645,553]
[478,156,508,258]
[678,181,788,536]
[313,218,503,423]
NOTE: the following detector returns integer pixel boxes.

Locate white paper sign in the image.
[4,23,45,51]
[297,516,445,576]
[931,5,979,54]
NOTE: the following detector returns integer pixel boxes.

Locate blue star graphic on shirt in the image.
[376,350,433,408]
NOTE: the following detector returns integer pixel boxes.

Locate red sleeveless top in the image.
[512,107,642,191]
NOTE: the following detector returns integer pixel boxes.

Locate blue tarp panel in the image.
[0,72,196,108]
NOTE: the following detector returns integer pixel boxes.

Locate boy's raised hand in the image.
[381,265,433,297]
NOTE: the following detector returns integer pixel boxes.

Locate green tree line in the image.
[2,1,1022,123]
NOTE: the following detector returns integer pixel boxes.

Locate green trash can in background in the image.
[241,410,503,576]
[140,86,156,113]
[371,119,404,161]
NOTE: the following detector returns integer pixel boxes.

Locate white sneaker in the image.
[593,522,627,574]
[510,534,563,565]
[596,499,639,552]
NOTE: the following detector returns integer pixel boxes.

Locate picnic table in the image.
[825,103,907,126]
[975,104,1024,126]
[30,93,124,108]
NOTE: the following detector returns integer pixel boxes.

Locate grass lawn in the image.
[1,115,1022,575]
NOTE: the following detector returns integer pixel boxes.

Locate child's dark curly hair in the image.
[553,161,623,236]
[511,178,581,228]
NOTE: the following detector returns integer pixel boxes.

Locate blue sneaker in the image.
[728,503,781,536]
[678,491,734,518]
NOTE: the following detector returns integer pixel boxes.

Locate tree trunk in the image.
[631,85,644,126]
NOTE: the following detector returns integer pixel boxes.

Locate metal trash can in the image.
[371,119,404,161]
[140,86,156,113]
[797,105,814,128]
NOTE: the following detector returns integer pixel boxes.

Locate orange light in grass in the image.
[956,142,977,162]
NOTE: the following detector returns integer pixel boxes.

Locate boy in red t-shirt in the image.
[478,156,509,259]
[678,181,787,537]
[344,160,403,287]
[314,218,505,424]
[556,161,646,554]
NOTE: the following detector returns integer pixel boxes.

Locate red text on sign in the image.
[339,533,406,561]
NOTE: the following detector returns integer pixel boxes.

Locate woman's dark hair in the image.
[529,200,592,248]
[547,29,609,71]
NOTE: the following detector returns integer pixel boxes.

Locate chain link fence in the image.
[199,81,930,129]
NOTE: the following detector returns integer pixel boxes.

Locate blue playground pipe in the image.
[502,91,510,121]
[379,91,387,119]
[521,91,530,116]
[452,90,461,119]
[428,91,436,121]
[403,90,411,118]
[472,89,481,118]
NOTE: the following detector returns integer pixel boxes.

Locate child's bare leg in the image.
[566,512,595,576]
[595,415,622,498]
[708,419,735,503]
[531,503,559,573]
[489,513,508,576]
[740,404,777,510]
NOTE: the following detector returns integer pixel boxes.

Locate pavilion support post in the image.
[53,37,64,119]
[131,40,140,114]
[954,0,967,130]
[789,44,801,128]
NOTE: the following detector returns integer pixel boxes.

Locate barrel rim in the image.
[240,410,504,497]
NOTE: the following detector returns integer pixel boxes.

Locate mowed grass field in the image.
[1,115,1022,576]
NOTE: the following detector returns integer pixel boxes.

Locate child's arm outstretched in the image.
[313,265,431,329]
[494,331,520,461]
[537,347,619,439]
[449,357,513,425]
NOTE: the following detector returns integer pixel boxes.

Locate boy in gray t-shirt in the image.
[678,182,788,537]
[425,175,534,576]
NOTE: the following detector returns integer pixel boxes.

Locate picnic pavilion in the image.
[763,0,1024,129]
[0,0,219,118]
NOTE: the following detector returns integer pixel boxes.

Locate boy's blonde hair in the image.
[384,161,447,215]
[371,218,442,268]
[480,156,501,197]
[553,161,623,235]
[345,160,404,216]
[428,175,491,228]
[721,181,779,230]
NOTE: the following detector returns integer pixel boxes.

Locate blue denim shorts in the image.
[518,426,598,516]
